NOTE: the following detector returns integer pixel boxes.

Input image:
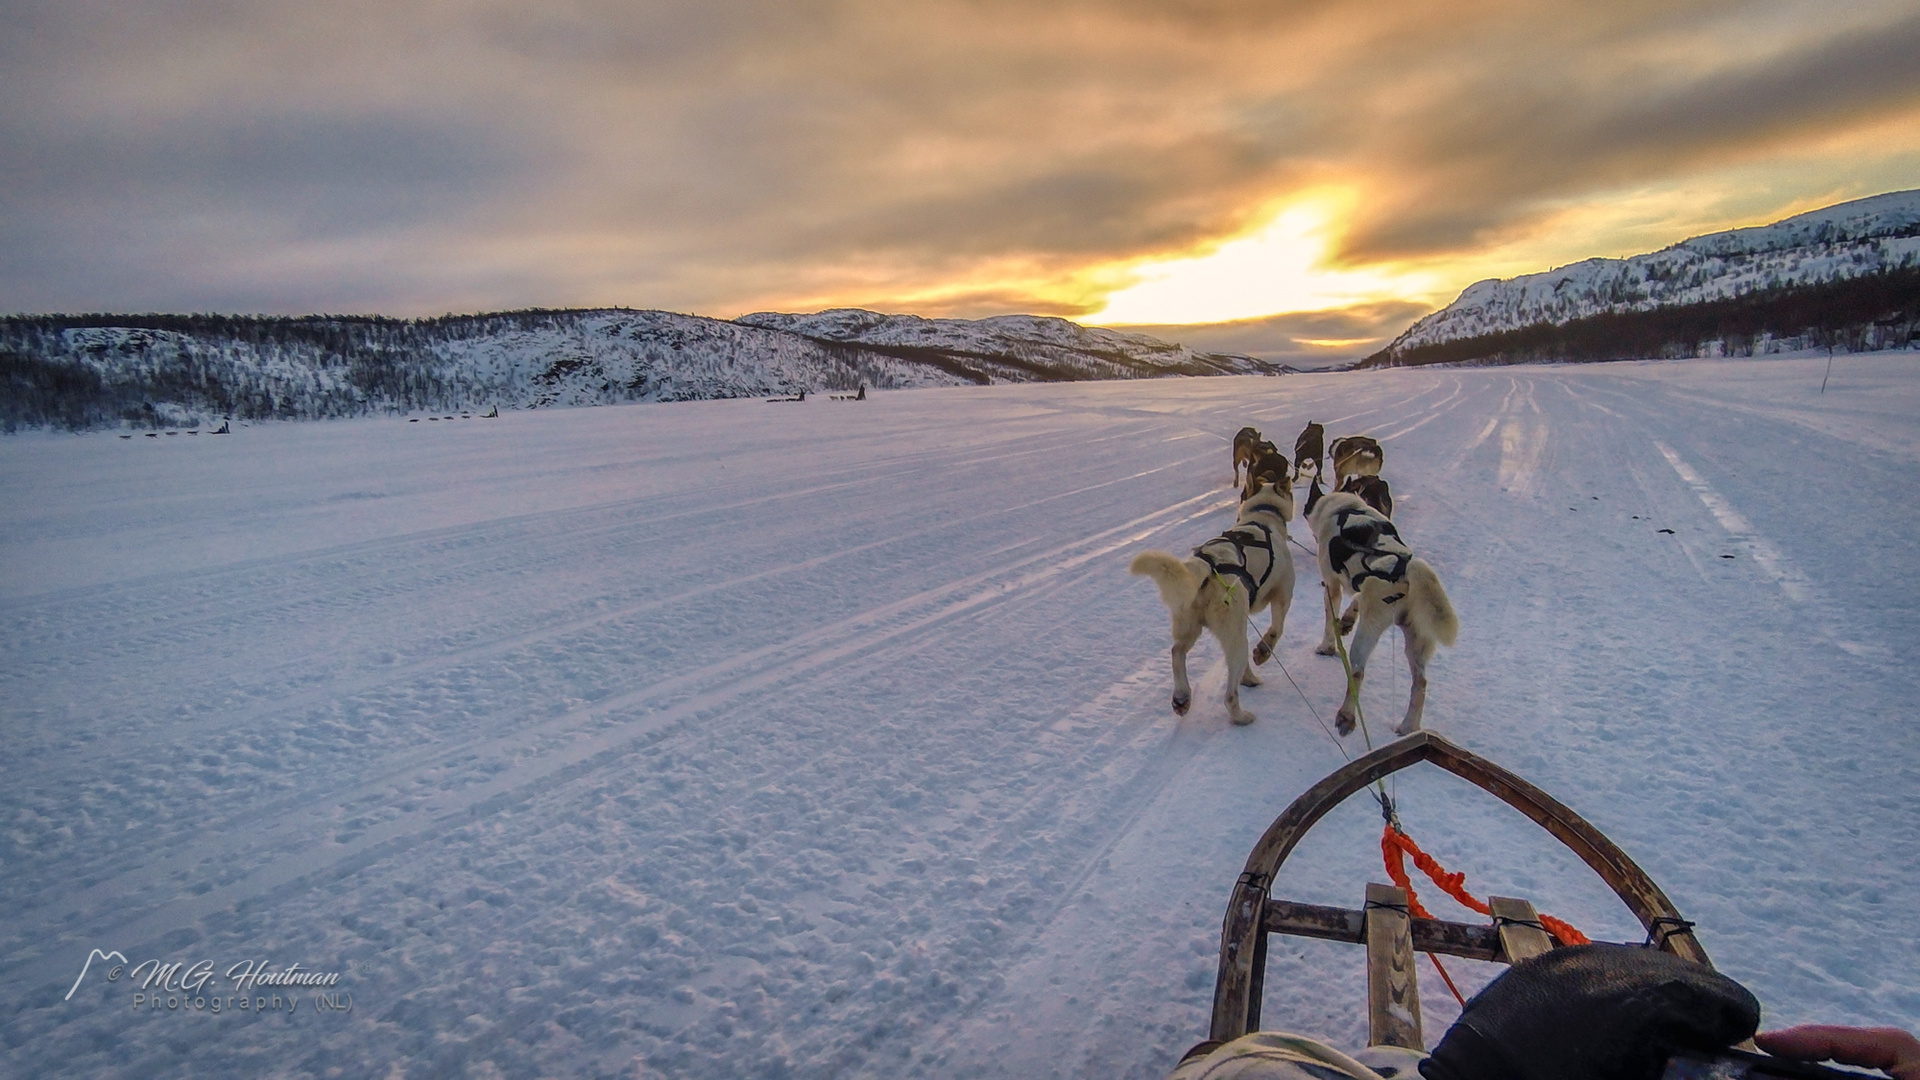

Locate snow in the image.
[736,309,1278,378]
[1389,189,1920,351]
[6,309,1277,435]
[4,354,1918,1078]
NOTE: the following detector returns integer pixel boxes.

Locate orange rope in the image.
[1427,952,1468,1007]
[1381,824,1591,946]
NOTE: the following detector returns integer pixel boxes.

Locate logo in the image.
[66,949,351,1014]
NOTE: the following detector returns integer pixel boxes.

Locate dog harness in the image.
[1194,504,1285,599]
[1329,505,1411,591]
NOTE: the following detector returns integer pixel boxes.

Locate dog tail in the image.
[1129,549,1201,609]
[1405,559,1459,647]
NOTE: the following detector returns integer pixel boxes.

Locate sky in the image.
[3,0,1919,364]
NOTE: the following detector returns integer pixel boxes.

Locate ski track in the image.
[2,457,1232,961]
[5,360,1919,1079]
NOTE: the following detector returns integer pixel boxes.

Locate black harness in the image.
[1329,505,1411,591]
[1194,504,1285,599]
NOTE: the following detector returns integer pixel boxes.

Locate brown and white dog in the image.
[1294,421,1325,486]
[1231,427,1266,486]
[1304,478,1456,736]
[1329,435,1384,488]
[1240,445,1293,502]
[1131,480,1296,725]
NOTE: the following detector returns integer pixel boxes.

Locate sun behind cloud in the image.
[1083,190,1442,326]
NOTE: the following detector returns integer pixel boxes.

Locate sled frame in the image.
[1210,730,1709,1043]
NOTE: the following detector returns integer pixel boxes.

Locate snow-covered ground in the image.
[3,354,1917,1078]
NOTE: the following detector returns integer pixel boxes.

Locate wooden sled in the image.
[1209,730,1710,1050]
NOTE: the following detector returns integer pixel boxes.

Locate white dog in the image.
[1130,482,1296,725]
[1305,480,1457,736]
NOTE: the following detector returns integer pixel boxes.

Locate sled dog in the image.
[1329,435,1384,488]
[1294,421,1325,485]
[1130,481,1296,725]
[1240,445,1293,501]
[1231,427,1274,487]
[1338,473,1393,519]
[1305,478,1457,736]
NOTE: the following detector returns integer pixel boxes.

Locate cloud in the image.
[1332,4,1920,260]
[0,103,550,312]
[1113,301,1431,367]
[2,0,1918,317]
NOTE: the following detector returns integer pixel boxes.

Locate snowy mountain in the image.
[738,308,1284,381]
[1364,189,1920,367]
[0,307,1281,432]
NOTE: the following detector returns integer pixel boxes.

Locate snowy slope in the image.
[3,357,1918,1078]
[1382,190,1920,353]
[2,309,1279,432]
[738,309,1284,380]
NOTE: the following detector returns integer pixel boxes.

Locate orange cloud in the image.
[3,0,1918,321]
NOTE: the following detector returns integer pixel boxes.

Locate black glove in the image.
[1420,943,1760,1080]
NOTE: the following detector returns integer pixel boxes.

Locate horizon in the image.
[5,180,1911,370]
[5,2,1919,366]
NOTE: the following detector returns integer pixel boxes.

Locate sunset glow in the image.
[1086,192,1441,326]
[4,0,1919,364]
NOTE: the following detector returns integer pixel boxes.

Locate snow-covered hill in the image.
[1367,190,1920,366]
[1,308,1281,432]
[739,309,1285,381]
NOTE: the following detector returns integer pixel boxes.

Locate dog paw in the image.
[1231,710,1257,726]
[1172,694,1191,716]
[1335,709,1357,735]
[1252,642,1272,664]
[1239,670,1263,687]
[1393,718,1421,737]
[1315,643,1338,657]
[1338,613,1356,634]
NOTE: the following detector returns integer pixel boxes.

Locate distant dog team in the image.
[1133,420,1457,736]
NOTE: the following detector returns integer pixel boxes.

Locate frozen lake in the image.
[4,353,1918,1078]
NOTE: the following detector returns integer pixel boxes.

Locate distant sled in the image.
[766,389,809,402]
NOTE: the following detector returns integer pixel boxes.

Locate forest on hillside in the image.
[0,311,591,432]
[1362,266,1920,368]
[0,307,1273,433]
[0,310,927,432]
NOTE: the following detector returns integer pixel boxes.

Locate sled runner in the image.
[1208,731,1709,1050]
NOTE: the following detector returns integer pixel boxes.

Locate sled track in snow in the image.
[3,482,1237,995]
[13,366,1920,1078]
[415,653,1220,1080]
[0,416,1208,860]
[5,423,1204,762]
[0,418,1167,662]
[1551,375,1886,661]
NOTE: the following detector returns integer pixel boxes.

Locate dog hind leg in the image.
[1252,585,1288,665]
[1168,610,1203,715]
[1335,599,1394,734]
[1215,605,1258,725]
[1252,605,1284,665]
[1394,626,1438,736]
[1316,580,1345,655]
